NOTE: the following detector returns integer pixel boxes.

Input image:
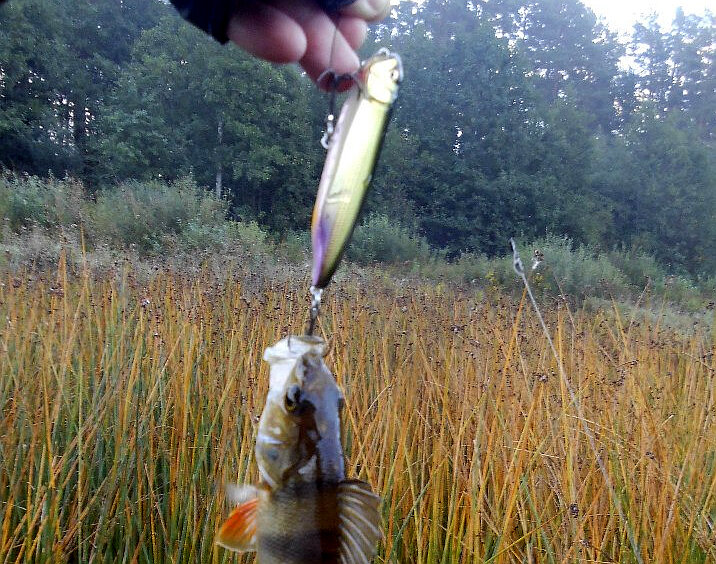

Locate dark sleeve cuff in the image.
[318,0,358,10]
[170,0,236,44]
[170,0,359,44]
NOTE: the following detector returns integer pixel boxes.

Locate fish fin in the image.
[216,485,259,553]
[338,480,382,564]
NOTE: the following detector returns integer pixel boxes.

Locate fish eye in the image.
[391,69,400,82]
[285,385,301,413]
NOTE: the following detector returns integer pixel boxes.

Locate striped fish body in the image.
[217,336,381,563]
[256,481,341,563]
[311,49,403,289]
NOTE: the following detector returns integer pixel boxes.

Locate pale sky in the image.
[580,0,713,35]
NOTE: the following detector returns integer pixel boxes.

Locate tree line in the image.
[1,0,714,277]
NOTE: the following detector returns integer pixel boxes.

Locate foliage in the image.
[589,111,716,276]
[415,235,716,311]
[0,175,713,310]
[347,213,433,264]
[97,12,321,230]
[631,9,716,138]
[478,0,624,130]
[1,0,715,278]
[91,176,227,252]
[274,230,311,262]
[0,0,163,180]
[606,246,668,288]
[419,236,632,302]
[525,235,630,299]
[0,174,86,230]
[426,250,509,285]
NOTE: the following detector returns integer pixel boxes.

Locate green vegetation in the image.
[1,0,714,279]
[1,3,714,562]
[348,213,433,265]
[0,175,713,315]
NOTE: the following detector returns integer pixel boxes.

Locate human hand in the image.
[226,0,390,88]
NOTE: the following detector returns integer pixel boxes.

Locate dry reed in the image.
[1,256,714,563]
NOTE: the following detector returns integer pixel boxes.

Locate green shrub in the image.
[0,176,710,314]
[525,235,629,300]
[178,218,274,256]
[226,220,272,252]
[698,277,716,302]
[347,213,432,264]
[91,176,227,252]
[430,236,629,301]
[275,230,310,262]
[179,219,276,258]
[425,252,515,289]
[179,221,232,251]
[661,274,704,311]
[606,247,667,290]
[0,175,86,231]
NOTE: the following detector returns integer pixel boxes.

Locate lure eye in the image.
[391,69,401,82]
[285,385,301,413]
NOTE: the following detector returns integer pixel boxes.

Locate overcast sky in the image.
[580,0,712,35]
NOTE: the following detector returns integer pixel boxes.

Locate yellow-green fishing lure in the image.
[311,48,403,289]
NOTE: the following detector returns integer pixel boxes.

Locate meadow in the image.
[0,253,714,563]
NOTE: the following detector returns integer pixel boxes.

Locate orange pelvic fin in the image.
[216,485,259,553]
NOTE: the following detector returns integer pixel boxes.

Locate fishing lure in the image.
[311,48,403,291]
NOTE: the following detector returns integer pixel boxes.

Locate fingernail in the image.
[345,0,390,21]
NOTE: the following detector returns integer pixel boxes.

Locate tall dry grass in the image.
[1,256,714,563]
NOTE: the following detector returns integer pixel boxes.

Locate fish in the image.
[216,335,382,563]
[311,48,403,289]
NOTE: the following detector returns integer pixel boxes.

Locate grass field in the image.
[1,254,714,563]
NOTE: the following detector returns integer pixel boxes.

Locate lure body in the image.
[217,336,381,563]
[311,49,403,289]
